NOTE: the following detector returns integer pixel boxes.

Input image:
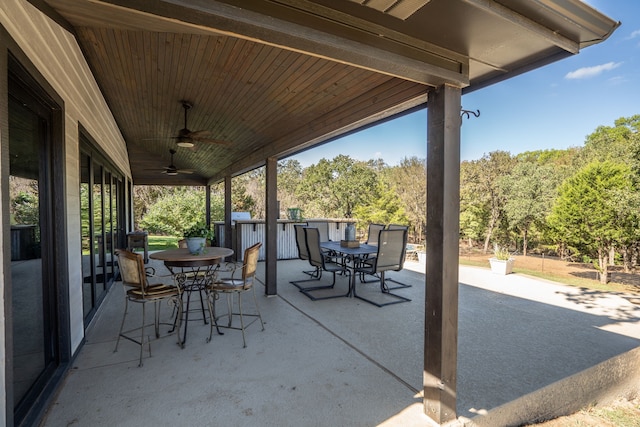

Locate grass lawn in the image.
[146,235,180,251]
[459,256,636,294]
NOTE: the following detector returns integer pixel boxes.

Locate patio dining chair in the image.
[359,224,412,291]
[292,227,351,300]
[305,220,331,242]
[354,223,385,282]
[205,242,265,348]
[353,229,411,307]
[386,224,408,231]
[365,223,386,246]
[293,224,321,280]
[114,249,183,366]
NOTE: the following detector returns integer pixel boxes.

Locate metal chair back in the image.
[366,223,385,246]
[304,227,325,269]
[387,224,408,231]
[241,242,261,289]
[116,249,149,296]
[294,224,309,261]
[374,229,407,272]
[306,221,330,242]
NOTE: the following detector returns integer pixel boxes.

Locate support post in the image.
[265,157,278,295]
[424,84,461,424]
[205,185,211,228]
[224,176,232,251]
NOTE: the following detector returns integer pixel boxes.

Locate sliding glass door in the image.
[9,71,60,425]
[80,141,125,324]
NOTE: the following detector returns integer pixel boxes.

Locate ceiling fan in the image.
[161,149,193,176]
[172,101,229,148]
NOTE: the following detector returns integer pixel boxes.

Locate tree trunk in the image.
[522,229,528,257]
[622,245,631,273]
[483,214,498,254]
[609,245,616,266]
[598,249,609,284]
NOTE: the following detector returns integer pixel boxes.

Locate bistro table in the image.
[150,247,234,346]
[319,241,378,297]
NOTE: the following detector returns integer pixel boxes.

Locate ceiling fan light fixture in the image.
[166,170,178,176]
[176,139,194,148]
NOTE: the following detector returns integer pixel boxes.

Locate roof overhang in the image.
[34,0,619,185]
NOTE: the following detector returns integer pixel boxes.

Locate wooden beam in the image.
[97,0,469,86]
[265,157,278,295]
[424,84,461,424]
[208,79,427,182]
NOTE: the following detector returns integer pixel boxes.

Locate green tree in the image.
[574,116,638,169]
[385,157,426,243]
[297,155,379,218]
[231,175,257,215]
[139,187,223,236]
[500,161,557,256]
[461,151,516,252]
[548,161,632,283]
[278,159,304,214]
[352,180,407,235]
[11,191,39,225]
[133,185,172,229]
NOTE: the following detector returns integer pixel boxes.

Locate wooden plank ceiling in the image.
[76,28,427,185]
[39,0,619,185]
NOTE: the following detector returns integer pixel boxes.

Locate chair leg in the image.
[353,272,411,307]
[208,286,265,348]
[198,287,208,325]
[302,264,320,277]
[300,271,351,301]
[226,293,234,327]
[206,291,223,343]
[139,303,147,367]
[251,286,265,332]
[114,298,129,353]
[384,277,412,290]
[238,292,246,348]
[174,297,183,347]
[154,301,160,338]
[290,267,329,291]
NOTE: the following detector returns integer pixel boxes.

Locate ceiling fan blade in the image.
[176,169,194,174]
[194,137,232,145]
[187,129,213,138]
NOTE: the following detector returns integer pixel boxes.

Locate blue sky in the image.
[290,1,639,166]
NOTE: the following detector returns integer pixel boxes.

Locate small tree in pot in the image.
[183,222,214,255]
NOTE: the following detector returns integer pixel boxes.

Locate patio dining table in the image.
[150,247,233,346]
[319,241,378,297]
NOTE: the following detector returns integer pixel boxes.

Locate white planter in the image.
[185,237,206,255]
[489,257,514,275]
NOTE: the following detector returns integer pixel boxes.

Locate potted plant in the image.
[183,223,214,255]
[489,244,515,275]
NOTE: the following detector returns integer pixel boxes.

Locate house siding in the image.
[0,0,133,422]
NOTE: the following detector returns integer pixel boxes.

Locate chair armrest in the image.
[146,270,180,286]
[216,261,244,281]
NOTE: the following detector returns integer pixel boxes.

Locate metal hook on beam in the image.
[461,108,480,120]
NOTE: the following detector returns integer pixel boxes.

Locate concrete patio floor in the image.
[40,257,640,426]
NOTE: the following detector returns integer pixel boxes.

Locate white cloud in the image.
[607,75,626,85]
[564,62,622,79]
[628,29,640,40]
